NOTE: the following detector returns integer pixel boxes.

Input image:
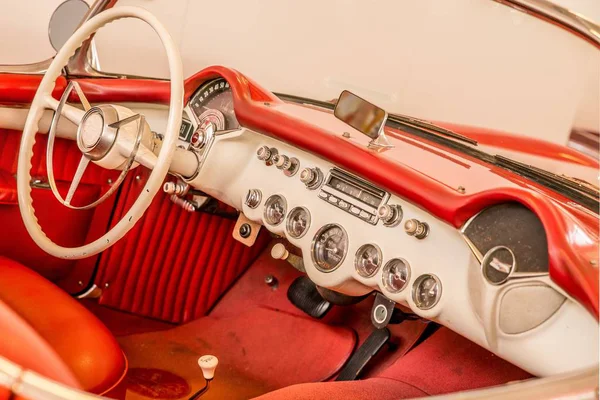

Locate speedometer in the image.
[190,78,239,130]
[311,224,348,272]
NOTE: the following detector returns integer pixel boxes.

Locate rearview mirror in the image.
[334,90,388,140]
[48,0,90,52]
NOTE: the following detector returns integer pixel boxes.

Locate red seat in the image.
[0,256,127,394]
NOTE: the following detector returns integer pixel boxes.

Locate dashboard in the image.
[179,78,598,378]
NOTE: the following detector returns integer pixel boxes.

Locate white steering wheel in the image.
[17,6,183,259]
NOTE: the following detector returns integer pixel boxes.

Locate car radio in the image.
[318,168,389,225]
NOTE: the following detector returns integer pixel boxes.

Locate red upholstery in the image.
[0,300,80,389]
[0,257,127,394]
[0,129,118,282]
[95,170,270,323]
[0,169,17,205]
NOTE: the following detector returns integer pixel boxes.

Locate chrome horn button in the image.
[76,105,119,161]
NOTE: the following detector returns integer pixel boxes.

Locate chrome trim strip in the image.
[493,0,600,48]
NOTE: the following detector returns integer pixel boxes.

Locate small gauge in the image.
[412,274,442,310]
[312,224,348,272]
[482,246,515,285]
[382,259,410,293]
[264,195,287,226]
[355,244,382,277]
[286,207,311,239]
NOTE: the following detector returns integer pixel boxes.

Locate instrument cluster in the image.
[246,144,444,312]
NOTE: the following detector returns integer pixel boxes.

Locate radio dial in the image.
[378,204,403,227]
[300,167,323,189]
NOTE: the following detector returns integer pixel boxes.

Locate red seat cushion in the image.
[0,256,127,394]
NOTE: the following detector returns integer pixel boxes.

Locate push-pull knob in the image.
[272,154,299,176]
[299,167,323,190]
[256,146,272,161]
[274,154,291,170]
[198,355,218,380]
[377,204,403,227]
[404,219,429,239]
[271,243,305,272]
[257,146,278,165]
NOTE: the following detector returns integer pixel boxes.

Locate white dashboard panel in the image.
[188,128,598,377]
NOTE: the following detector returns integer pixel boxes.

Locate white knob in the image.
[271,243,289,260]
[198,355,218,380]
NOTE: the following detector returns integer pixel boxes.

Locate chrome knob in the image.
[257,146,271,161]
[377,204,403,227]
[274,154,290,170]
[404,218,429,239]
[245,189,262,209]
[300,167,323,189]
[190,129,207,148]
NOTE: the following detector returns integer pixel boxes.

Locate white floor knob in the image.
[271,243,289,260]
[198,355,218,380]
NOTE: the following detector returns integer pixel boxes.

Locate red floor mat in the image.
[110,306,356,399]
[256,327,532,400]
[379,327,532,396]
[211,241,430,378]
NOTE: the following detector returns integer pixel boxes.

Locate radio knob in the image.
[404,218,429,239]
[377,204,403,227]
[257,146,272,161]
[300,167,323,190]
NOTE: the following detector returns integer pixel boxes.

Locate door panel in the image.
[0,128,116,282]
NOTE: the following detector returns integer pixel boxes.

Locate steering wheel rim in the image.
[17,6,183,259]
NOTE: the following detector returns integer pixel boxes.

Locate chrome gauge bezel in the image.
[263,195,287,226]
[311,223,349,273]
[412,274,442,310]
[354,243,383,278]
[381,258,411,293]
[286,206,311,239]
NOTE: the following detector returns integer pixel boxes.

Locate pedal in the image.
[335,327,391,381]
[287,276,332,319]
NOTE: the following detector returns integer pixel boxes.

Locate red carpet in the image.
[109,306,356,399]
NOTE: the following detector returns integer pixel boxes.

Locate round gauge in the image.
[286,207,311,239]
[412,274,442,310]
[355,244,382,278]
[190,78,239,130]
[264,195,287,226]
[482,246,515,285]
[382,259,410,293]
[311,224,348,272]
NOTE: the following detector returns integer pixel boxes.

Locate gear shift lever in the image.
[198,355,218,380]
[188,355,218,400]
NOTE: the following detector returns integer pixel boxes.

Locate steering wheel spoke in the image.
[64,155,91,206]
[43,92,86,126]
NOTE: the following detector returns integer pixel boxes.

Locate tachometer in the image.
[311,224,348,272]
[190,78,239,130]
